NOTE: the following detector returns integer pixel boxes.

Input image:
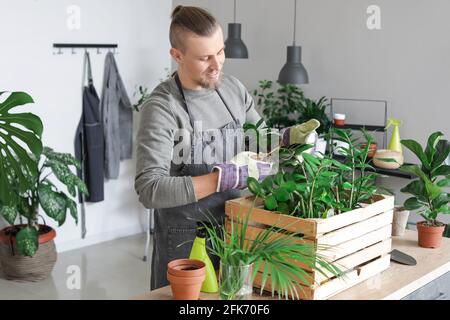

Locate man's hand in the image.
[212,151,272,192]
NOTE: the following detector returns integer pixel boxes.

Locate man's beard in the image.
[197,71,223,89]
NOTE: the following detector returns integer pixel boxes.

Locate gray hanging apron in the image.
[150,73,243,290]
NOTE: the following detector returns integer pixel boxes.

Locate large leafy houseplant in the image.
[398,131,449,247]
[0,147,88,256]
[200,206,343,300]
[0,91,43,206]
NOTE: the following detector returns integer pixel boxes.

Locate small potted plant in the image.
[398,131,449,248]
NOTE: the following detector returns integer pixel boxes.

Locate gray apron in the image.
[150,73,243,290]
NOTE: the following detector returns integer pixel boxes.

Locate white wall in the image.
[173,0,450,224]
[0,0,172,251]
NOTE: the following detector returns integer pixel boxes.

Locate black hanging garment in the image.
[74,52,105,237]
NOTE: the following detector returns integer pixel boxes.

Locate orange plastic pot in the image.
[0,225,56,245]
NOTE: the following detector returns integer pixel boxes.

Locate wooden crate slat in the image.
[319,224,392,261]
[313,254,391,300]
[314,194,394,234]
[315,238,392,284]
[316,210,393,245]
[225,199,317,237]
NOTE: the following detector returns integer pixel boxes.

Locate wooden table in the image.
[133,230,450,300]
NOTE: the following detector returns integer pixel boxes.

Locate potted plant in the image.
[398,131,449,248]
[253,80,305,129]
[297,97,332,156]
[0,91,88,281]
[199,208,343,300]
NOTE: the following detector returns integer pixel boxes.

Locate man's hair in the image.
[169,5,219,52]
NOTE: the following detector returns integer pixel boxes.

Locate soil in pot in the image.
[416,221,445,248]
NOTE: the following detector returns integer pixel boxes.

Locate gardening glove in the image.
[212,151,273,192]
[280,119,320,147]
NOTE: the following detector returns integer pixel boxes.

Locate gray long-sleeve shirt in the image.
[134,73,261,209]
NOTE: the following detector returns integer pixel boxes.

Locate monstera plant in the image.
[0,91,43,206]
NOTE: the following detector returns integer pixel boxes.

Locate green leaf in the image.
[400,180,425,198]
[261,176,274,192]
[281,181,297,192]
[431,140,450,169]
[433,165,450,177]
[274,187,290,202]
[404,197,423,210]
[342,182,353,190]
[247,177,264,197]
[264,195,278,211]
[437,178,450,187]
[66,197,78,225]
[277,202,290,215]
[38,183,67,226]
[16,226,39,257]
[400,139,430,169]
[0,205,17,225]
[45,159,88,197]
[274,172,284,186]
[0,91,43,205]
[425,131,443,164]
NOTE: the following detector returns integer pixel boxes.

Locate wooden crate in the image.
[224,194,394,300]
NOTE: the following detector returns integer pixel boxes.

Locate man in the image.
[135,5,319,290]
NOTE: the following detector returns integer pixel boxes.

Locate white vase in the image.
[392,206,410,236]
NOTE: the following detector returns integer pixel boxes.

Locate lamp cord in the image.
[293,0,297,45]
[234,0,236,23]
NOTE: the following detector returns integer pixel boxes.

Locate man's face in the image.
[171,27,225,89]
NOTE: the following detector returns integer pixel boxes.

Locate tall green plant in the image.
[0,147,88,256]
[199,203,343,300]
[0,91,43,206]
[399,132,450,225]
[253,80,305,129]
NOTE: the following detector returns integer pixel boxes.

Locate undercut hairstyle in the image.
[169,5,219,52]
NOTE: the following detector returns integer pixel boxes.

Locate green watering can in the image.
[385,118,403,154]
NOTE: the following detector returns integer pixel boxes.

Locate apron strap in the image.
[82,51,94,87]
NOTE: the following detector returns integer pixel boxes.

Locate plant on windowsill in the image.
[398,131,450,248]
[0,91,88,282]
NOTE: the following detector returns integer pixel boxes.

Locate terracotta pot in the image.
[0,225,57,282]
[416,221,445,248]
[167,259,206,300]
[360,142,378,158]
[0,225,56,245]
[167,259,206,277]
[392,206,410,236]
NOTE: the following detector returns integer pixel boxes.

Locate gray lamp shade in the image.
[224,23,248,59]
[278,45,309,84]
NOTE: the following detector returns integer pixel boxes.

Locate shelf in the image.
[331,123,385,132]
[332,154,416,179]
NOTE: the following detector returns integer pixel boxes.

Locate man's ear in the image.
[170,47,183,64]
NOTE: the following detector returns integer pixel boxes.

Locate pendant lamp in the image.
[224,0,248,59]
[278,0,309,84]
